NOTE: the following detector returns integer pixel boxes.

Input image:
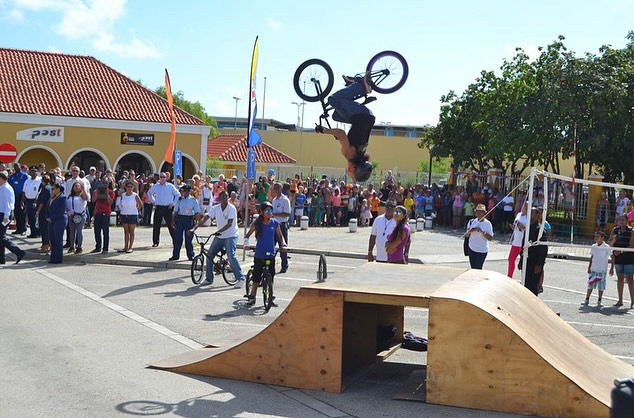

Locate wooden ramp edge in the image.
[426,269,634,417]
[149,288,345,392]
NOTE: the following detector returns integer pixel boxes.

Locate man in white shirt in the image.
[0,172,25,264]
[192,190,244,288]
[272,183,291,273]
[368,200,397,262]
[501,194,514,233]
[64,166,83,197]
[22,167,42,238]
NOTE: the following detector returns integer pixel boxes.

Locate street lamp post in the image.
[291,102,303,131]
[291,101,305,167]
[427,144,434,186]
[232,96,240,129]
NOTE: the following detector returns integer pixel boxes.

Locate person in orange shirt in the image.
[370,191,380,226]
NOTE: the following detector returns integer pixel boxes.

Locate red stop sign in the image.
[0,143,18,163]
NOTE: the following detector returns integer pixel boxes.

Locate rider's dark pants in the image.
[327,82,372,123]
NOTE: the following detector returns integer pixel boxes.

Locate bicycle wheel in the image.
[293,58,334,102]
[244,269,253,298]
[220,258,237,285]
[190,254,205,285]
[317,254,327,281]
[262,272,274,311]
[366,51,408,94]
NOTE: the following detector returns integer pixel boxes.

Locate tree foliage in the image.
[421,33,634,184]
[154,86,219,138]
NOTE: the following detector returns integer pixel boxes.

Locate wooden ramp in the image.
[150,263,634,417]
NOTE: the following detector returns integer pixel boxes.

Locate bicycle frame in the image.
[311,68,388,129]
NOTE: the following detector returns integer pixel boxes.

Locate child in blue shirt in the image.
[244,202,287,306]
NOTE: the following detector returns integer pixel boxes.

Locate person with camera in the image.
[91,179,115,254]
[66,181,88,254]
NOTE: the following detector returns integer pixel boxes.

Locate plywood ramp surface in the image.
[309,263,465,307]
[150,288,344,392]
[427,269,634,417]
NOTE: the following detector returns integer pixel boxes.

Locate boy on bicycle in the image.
[315,76,375,183]
[243,202,287,306]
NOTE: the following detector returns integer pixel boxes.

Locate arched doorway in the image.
[114,152,155,176]
[159,154,199,180]
[17,145,63,170]
[66,149,109,172]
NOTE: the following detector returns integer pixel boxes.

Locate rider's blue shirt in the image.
[255,218,279,259]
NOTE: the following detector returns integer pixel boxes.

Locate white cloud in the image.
[266,17,282,31]
[10,0,161,58]
[92,33,160,58]
[9,8,24,21]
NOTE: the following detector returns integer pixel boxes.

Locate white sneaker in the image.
[234,279,244,289]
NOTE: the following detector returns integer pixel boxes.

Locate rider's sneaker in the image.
[246,296,256,306]
[233,279,244,289]
[271,296,278,308]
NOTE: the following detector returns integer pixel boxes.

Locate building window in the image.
[406,130,418,138]
[384,128,394,137]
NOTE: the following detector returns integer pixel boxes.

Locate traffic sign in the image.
[0,143,18,163]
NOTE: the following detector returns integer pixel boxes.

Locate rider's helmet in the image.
[259,201,273,212]
[354,161,373,183]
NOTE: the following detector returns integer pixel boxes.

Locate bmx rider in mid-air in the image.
[316,75,375,182]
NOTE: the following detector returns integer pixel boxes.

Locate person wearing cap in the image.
[191,190,245,287]
[22,167,42,238]
[368,200,397,262]
[523,206,549,296]
[465,203,494,269]
[170,184,201,261]
[8,163,28,235]
[148,172,180,247]
[0,171,25,264]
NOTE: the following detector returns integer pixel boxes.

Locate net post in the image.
[521,167,536,286]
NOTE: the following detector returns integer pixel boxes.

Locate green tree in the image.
[154,87,219,138]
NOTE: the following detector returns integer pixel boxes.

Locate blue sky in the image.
[1,0,633,127]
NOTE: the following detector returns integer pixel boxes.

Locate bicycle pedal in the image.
[361,96,377,105]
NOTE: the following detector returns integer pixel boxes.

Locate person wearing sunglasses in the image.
[243,202,287,306]
[385,205,411,264]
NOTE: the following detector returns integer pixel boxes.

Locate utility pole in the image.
[261,77,267,130]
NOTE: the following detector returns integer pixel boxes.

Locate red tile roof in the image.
[0,47,202,125]
[207,134,296,164]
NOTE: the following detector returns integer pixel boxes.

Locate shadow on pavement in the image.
[102,277,185,298]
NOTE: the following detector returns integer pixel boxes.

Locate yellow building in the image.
[0,48,209,178]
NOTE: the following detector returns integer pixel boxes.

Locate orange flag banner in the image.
[163,69,176,165]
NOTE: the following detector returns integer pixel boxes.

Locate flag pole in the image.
[243,36,259,261]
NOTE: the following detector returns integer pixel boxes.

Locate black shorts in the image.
[252,257,276,284]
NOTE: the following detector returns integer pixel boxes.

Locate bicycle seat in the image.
[361,96,377,105]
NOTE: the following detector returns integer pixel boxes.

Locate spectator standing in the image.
[615,191,631,218]
[35,174,52,252]
[609,215,634,308]
[583,231,614,306]
[463,196,475,226]
[8,163,28,235]
[149,173,179,247]
[169,184,200,261]
[596,191,610,233]
[272,183,291,273]
[141,184,153,226]
[507,203,527,277]
[66,182,88,254]
[370,192,380,225]
[0,172,25,264]
[386,205,411,263]
[46,183,67,264]
[22,167,41,238]
[502,193,514,233]
[404,192,414,219]
[118,182,142,253]
[465,204,494,269]
[368,201,397,262]
[360,199,372,226]
[452,188,464,229]
[523,207,548,295]
[86,167,98,226]
[295,186,306,227]
[91,180,114,254]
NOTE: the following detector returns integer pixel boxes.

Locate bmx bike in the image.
[190,233,235,286]
[244,249,283,312]
[293,50,408,128]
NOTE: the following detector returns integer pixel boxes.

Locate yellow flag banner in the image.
[163,68,176,165]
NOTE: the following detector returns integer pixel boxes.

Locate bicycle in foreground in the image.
[243,248,284,312]
[190,233,235,286]
[293,50,408,128]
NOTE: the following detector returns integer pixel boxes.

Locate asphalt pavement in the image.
[1,224,632,417]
